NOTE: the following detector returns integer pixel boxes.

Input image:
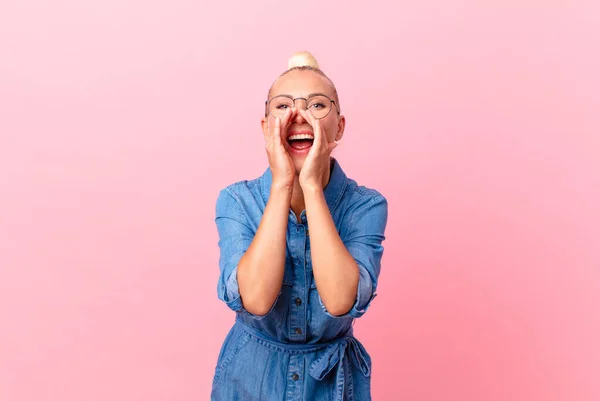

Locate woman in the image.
[211,51,388,401]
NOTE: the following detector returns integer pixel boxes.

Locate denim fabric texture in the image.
[211,158,388,401]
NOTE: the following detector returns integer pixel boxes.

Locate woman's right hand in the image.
[265,108,295,189]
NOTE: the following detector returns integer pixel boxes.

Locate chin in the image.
[292,160,305,176]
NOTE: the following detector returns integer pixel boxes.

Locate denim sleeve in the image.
[215,188,274,319]
[319,194,388,319]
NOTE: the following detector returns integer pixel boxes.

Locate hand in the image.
[298,108,337,190]
[265,108,295,189]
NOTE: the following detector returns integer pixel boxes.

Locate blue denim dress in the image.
[211,158,388,401]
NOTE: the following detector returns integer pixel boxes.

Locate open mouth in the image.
[287,133,314,151]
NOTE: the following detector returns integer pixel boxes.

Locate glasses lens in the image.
[306,95,332,119]
[268,95,333,119]
[269,96,294,118]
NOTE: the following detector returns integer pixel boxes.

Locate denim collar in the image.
[261,157,348,214]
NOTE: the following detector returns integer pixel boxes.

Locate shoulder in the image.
[338,176,388,234]
[343,176,387,208]
[218,173,263,200]
[215,173,266,215]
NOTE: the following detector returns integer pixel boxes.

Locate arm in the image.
[217,109,296,316]
[305,192,388,318]
[304,185,360,316]
[296,108,387,318]
[215,185,291,317]
[236,184,291,315]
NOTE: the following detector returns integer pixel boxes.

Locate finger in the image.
[316,118,325,147]
[304,110,324,152]
[278,108,293,145]
[271,116,281,147]
[265,117,273,146]
[282,106,295,128]
[274,113,293,155]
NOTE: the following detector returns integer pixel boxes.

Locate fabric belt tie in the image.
[308,337,372,401]
[235,318,371,401]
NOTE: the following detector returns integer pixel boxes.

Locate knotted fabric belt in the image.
[235,318,371,401]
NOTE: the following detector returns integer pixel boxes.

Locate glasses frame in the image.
[264,93,340,119]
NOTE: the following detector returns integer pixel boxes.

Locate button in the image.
[292,373,299,381]
[295,298,302,306]
[295,327,302,335]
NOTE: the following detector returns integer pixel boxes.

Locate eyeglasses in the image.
[265,94,339,120]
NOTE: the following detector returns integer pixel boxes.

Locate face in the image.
[261,70,345,174]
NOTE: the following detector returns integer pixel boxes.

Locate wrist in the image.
[301,181,323,195]
[271,180,294,196]
[300,176,321,189]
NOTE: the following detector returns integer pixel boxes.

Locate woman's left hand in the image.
[298,108,337,190]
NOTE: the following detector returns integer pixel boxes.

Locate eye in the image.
[309,102,326,109]
[276,104,289,110]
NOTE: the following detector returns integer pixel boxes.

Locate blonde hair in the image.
[267,51,340,113]
[287,51,320,69]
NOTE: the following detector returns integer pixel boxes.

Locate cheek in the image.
[320,120,338,142]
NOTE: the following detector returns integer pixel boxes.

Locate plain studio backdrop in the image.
[0,1,598,400]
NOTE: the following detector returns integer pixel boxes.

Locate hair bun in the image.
[287,51,320,70]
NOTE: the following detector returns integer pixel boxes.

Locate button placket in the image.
[289,226,306,342]
[286,355,305,400]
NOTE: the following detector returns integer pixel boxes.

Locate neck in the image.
[290,159,332,220]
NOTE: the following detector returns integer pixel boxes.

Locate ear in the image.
[261,116,269,141]
[335,115,346,142]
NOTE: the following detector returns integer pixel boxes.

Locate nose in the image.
[292,104,308,124]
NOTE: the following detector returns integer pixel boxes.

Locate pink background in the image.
[1,1,599,400]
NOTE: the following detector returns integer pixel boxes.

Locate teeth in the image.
[288,134,314,141]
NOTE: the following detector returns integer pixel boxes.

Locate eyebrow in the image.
[274,92,331,99]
